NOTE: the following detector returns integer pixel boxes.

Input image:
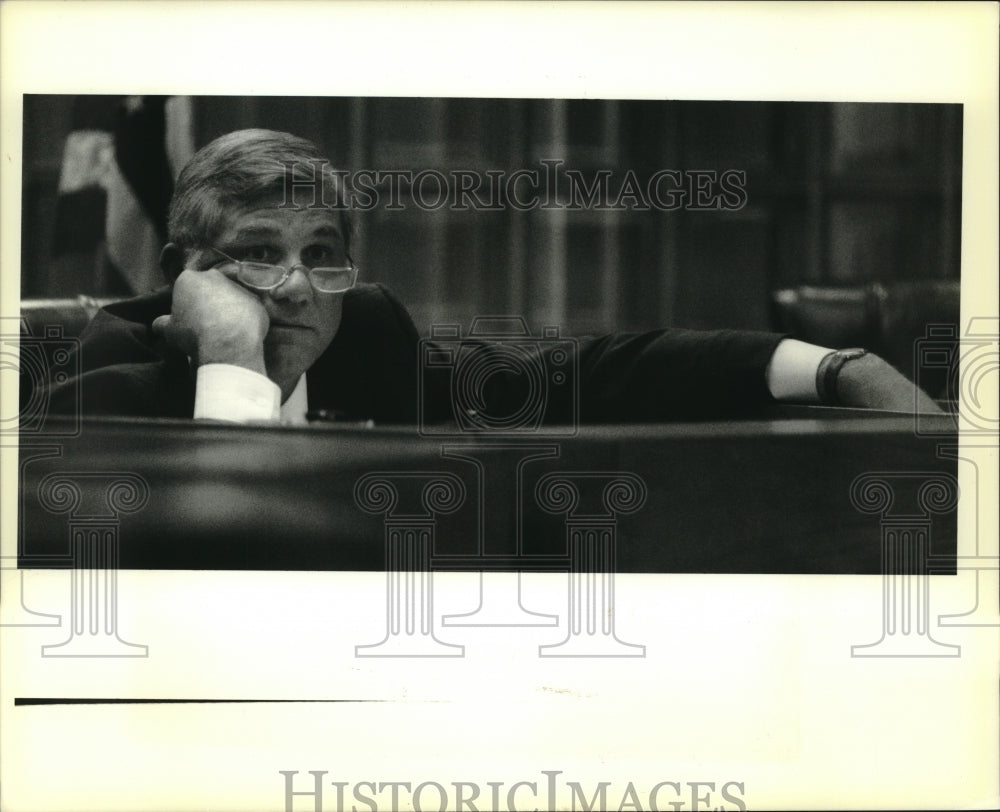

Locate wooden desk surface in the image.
[16,410,958,573]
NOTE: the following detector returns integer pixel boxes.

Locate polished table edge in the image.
[13,407,961,442]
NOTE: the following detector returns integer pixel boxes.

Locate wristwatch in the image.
[816,348,869,405]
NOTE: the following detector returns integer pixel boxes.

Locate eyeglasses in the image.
[209,248,358,294]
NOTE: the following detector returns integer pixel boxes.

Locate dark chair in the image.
[19,295,120,338]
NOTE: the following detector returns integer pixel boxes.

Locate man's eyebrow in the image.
[220,220,344,246]
[227,226,282,242]
[309,225,344,239]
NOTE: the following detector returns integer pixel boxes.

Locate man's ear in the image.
[159,243,186,283]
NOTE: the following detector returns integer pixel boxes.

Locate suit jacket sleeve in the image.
[578,328,784,421]
[418,325,785,426]
[45,288,196,419]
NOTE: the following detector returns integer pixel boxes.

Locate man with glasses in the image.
[152,129,361,423]
[59,129,413,424]
[53,128,941,424]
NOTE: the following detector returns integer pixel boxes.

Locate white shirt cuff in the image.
[765,338,835,402]
[193,363,281,423]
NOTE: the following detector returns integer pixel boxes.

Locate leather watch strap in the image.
[816,348,868,405]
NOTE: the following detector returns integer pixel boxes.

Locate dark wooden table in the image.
[17,408,958,573]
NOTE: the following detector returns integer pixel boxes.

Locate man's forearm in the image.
[765,337,943,413]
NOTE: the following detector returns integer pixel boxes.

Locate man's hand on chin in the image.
[152,267,269,376]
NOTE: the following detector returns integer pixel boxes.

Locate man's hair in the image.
[167,128,354,253]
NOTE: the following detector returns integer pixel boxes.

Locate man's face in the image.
[187,200,348,389]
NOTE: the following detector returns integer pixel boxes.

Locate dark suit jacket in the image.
[49,283,785,424]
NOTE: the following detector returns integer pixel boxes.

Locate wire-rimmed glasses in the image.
[210,247,358,294]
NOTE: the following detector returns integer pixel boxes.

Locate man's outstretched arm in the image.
[766,337,942,413]
[575,329,942,423]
